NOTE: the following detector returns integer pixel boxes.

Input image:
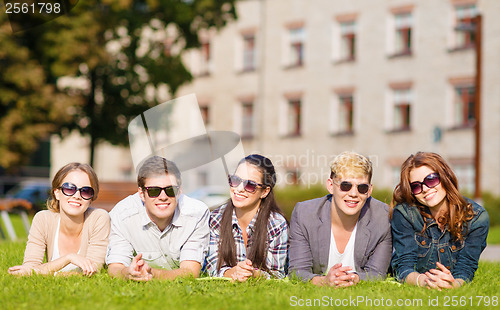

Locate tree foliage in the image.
[1,0,237,167]
[0,15,79,169]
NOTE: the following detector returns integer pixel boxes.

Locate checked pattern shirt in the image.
[205,204,288,278]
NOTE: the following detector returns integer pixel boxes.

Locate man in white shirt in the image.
[289,151,392,286]
[106,156,209,281]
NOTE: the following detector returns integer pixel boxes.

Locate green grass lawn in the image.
[1,240,499,310]
[487,225,500,245]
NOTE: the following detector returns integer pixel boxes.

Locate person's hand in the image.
[68,253,98,276]
[230,259,255,282]
[124,254,153,281]
[424,262,458,290]
[325,263,357,287]
[8,265,35,276]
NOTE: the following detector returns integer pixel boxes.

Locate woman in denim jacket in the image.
[391,152,489,289]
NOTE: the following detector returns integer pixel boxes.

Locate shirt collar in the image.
[170,194,184,227]
[231,206,259,233]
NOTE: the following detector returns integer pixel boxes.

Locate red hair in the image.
[391,152,473,241]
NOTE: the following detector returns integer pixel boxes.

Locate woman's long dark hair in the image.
[390,152,474,241]
[216,154,285,273]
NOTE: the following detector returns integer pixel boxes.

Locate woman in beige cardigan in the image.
[8,163,110,276]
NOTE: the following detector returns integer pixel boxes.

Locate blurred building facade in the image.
[52,0,500,195]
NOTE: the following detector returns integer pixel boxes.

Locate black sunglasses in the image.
[228,175,264,194]
[143,186,179,198]
[410,173,440,195]
[60,182,95,200]
[333,180,371,194]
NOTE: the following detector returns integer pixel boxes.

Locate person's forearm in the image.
[310,275,327,286]
[151,266,199,280]
[33,256,72,275]
[453,278,465,288]
[406,271,426,286]
[108,264,128,279]
[222,266,235,278]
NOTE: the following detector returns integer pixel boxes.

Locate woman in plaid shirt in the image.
[206,154,288,281]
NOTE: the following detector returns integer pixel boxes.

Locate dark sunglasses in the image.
[60,182,95,200]
[143,186,179,198]
[410,173,440,195]
[228,175,264,194]
[334,180,371,194]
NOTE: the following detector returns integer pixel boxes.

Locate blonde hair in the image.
[329,151,373,183]
[47,163,99,212]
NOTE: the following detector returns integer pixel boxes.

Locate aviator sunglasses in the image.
[410,173,440,195]
[60,182,95,200]
[143,186,179,198]
[228,175,264,193]
[333,180,371,194]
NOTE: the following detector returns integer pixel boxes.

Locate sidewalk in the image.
[480,245,500,261]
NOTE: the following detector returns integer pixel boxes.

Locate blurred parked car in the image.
[5,179,51,212]
[187,186,230,210]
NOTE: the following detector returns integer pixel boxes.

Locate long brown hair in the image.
[216,154,285,273]
[47,162,99,212]
[390,152,473,240]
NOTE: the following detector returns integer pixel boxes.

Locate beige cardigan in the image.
[22,208,111,270]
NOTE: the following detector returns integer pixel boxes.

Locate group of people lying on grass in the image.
[8,151,489,290]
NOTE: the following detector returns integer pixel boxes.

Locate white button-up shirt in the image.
[106,193,209,269]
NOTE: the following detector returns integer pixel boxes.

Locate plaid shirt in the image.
[205,204,288,278]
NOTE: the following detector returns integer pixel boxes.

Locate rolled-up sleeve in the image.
[288,203,316,282]
[86,209,111,269]
[105,212,135,267]
[22,212,49,267]
[179,208,210,264]
[391,206,419,282]
[358,215,392,281]
[452,209,489,282]
[265,216,288,279]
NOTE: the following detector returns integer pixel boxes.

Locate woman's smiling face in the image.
[54,170,93,217]
[230,162,269,211]
[409,165,447,210]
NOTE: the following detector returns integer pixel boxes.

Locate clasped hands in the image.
[419,262,461,290]
[324,263,358,287]
[123,253,153,281]
[227,259,261,282]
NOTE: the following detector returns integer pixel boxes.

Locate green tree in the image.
[0,16,78,169]
[5,0,237,167]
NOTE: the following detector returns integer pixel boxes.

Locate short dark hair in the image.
[137,156,182,188]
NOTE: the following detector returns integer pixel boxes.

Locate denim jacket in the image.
[391,198,489,283]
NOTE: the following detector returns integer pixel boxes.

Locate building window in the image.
[338,94,354,133]
[454,4,477,49]
[340,21,356,61]
[288,27,304,67]
[454,85,475,127]
[199,41,212,76]
[285,169,300,186]
[200,105,210,127]
[394,13,412,55]
[241,101,254,139]
[331,91,354,135]
[287,98,302,136]
[242,34,256,72]
[392,88,412,131]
